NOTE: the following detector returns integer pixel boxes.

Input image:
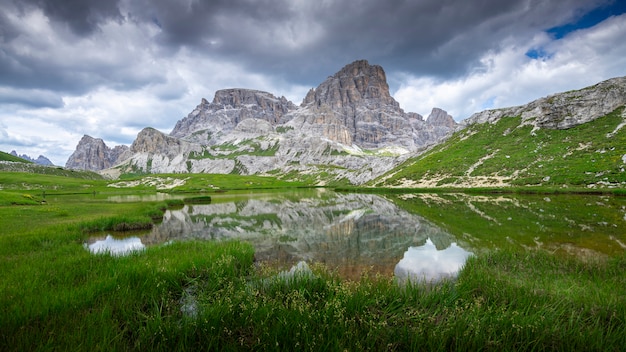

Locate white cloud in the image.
[393,14,626,121]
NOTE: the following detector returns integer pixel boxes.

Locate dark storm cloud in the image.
[11,0,123,35]
[0,0,615,106]
[0,0,167,106]
[0,89,63,108]
[122,0,607,83]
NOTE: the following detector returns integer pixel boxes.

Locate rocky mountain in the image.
[170,89,297,144]
[65,135,130,171]
[98,60,458,183]
[463,76,626,130]
[10,150,53,166]
[375,76,626,189]
[290,60,455,150]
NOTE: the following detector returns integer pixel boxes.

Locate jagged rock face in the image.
[170,89,297,144]
[131,128,191,156]
[124,127,202,174]
[463,76,626,129]
[166,60,456,152]
[65,135,130,171]
[302,59,398,109]
[298,60,456,149]
[10,150,53,166]
[427,108,457,128]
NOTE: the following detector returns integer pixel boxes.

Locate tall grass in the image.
[1,191,624,350]
[2,225,624,351]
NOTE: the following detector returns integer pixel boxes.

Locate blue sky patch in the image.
[525,47,553,60]
[526,1,626,60]
[547,0,626,39]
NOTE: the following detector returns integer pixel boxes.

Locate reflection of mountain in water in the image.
[143,191,465,277]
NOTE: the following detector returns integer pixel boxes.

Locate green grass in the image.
[376,107,626,188]
[0,189,624,350]
[0,151,31,163]
[1,168,625,350]
[182,196,212,204]
[1,197,624,351]
[0,171,104,192]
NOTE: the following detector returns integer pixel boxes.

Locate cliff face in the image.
[170,89,297,144]
[167,60,456,152]
[66,62,626,186]
[295,60,455,149]
[65,135,129,171]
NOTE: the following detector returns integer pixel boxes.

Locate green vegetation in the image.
[182,196,212,204]
[2,142,625,349]
[1,170,312,196]
[377,108,626,188]
[0,190,624,350]
[276,126,294,133]
[0,163,103,180]
[0,151,31,163]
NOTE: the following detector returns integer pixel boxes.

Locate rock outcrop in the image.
[170,89,297,144]
[65,135,130,171]
[463,76,626,129]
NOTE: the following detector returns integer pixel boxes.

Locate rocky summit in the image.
[295,59,455,149]
[65,135,130,171]
[170,89,297,144]
[93,60,458,184]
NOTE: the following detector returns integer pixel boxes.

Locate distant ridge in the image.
[9,150,53,166]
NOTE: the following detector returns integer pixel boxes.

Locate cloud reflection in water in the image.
[394,239,472,284]
[86,235,145,256]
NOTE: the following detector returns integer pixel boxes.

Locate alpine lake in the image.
[85,189,626,283]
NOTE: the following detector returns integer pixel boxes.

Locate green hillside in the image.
[0,150,31,163]
[374,107,626,189]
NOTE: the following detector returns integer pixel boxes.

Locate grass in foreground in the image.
[0,195,624,350]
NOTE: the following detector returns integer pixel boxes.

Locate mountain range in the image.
[64,60,626,188]
[67,60,457,184]
[9,151,54,166]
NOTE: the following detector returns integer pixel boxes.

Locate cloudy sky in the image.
[1,0,626,165]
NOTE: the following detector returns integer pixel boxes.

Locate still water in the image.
[87,189,626,282]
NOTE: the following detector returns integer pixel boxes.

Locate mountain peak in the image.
[427,108,457,128]
[302,59,397,108]
[169,89,297,142]
[65,134,129,171]
[9,150,54,166]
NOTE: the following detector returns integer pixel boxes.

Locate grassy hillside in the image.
[374,107,626,189]
[0,151,31,163]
